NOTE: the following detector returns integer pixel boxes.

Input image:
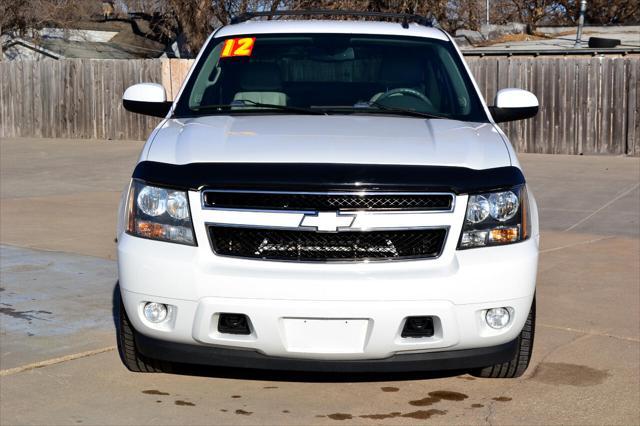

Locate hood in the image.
[145,115,511,170]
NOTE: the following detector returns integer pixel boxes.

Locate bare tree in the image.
[119,0,285,56]
[449,0,484,31]
[0,0,100,37]
[500,0,565,29]
[288,0,453,29]
[558,0,640,25]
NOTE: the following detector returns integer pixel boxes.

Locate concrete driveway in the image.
[1,137,638,425]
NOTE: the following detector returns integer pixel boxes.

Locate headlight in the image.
[137,186,167,217]
[458,185,529,249]
[488,191,519,221]
[126,180,196,245]
[466,195,490,223]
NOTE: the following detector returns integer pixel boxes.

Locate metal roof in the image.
[215,20,448,41]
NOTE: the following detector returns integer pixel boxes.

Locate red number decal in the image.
[221,39,235,57]
[220,37,256,58]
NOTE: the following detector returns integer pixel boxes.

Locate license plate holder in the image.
[282,318,369,354]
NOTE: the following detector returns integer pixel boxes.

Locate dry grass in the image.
[474,33,547,47]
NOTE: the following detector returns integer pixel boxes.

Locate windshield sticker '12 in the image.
[221,38,256,58]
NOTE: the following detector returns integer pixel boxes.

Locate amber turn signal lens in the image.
[136,221,165,238]
[489,227,519,244]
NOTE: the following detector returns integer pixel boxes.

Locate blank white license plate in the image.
[282,318,369,354]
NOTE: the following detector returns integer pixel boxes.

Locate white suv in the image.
[117,12,539,378]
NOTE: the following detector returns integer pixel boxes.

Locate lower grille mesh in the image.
[208,227,447,261]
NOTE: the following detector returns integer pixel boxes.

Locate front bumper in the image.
[118,230,537,362]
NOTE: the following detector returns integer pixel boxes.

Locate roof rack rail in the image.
[229,10,434,28]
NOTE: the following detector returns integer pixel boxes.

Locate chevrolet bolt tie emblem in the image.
[299,212,357,232]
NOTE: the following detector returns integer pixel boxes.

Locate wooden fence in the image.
[0,59,162,141]
[1,56,638,155]
[467,56,639,156]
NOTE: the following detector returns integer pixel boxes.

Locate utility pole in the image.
[486,0,490,25]
[574,0,587,47]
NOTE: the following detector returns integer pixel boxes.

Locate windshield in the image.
[174,33,488,122]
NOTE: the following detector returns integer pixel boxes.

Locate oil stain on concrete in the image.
[409,390,468,406]
[360,412,402,420]
[533,362,610,387]
[142,390,170,396]
[402,410,447,420]
[322,408,449,421]
[492,396,512,402]
[326,413,352,420]
[356,410,448,420]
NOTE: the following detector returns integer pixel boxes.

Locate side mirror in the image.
[489,89,539,123]
[123,83,172,118]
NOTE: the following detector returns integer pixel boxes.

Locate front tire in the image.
[471,297,536,378]
[115,289,171,373]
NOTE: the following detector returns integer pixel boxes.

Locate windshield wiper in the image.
[315,102,443,119]
[358,101,445,119]
[193,100,327,115]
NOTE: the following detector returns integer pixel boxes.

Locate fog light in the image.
[486,307,510,329]
[143,302,168,323]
